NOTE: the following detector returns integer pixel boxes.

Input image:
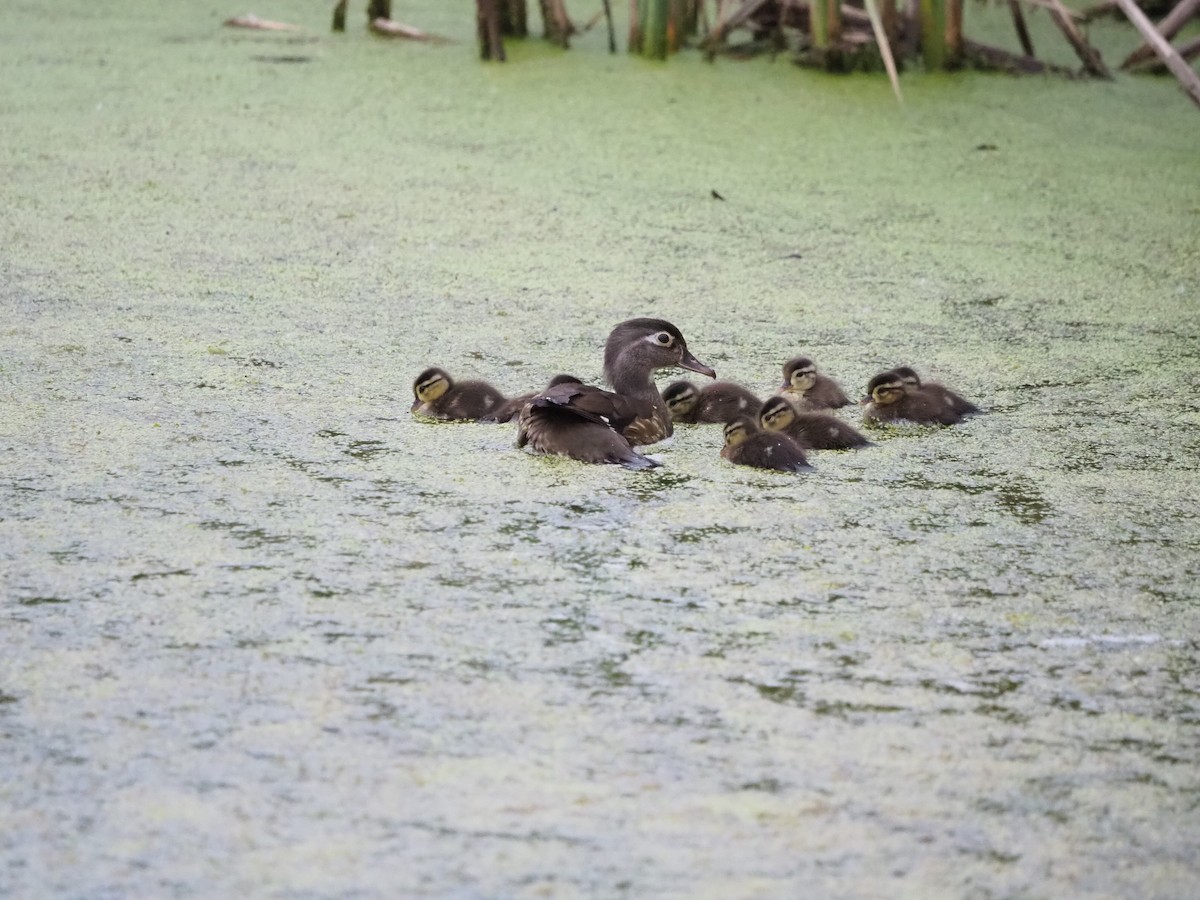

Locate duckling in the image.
[721,416,812,473]
[517,318,715,467]
[758,395,872,450]
[894,365,981,418]
[662,380,761,424]
[411,367,517,421]
[862,370,963,426]
[780,356,851,410]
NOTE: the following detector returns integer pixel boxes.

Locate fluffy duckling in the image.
[411,367,520,422]
[758,395,872,450]
[517,318,715,467]
[862,370,963,426]
[780,356,852,410]
[894,366,981,418]
[721,416,812,473]
[662,380,761,424]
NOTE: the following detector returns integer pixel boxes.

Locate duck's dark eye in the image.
[654,332,673,346]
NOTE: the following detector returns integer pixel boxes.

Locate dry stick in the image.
[1045,0,1111,76]
[1008,0,1035,57]
[332,0,347,31]
[223,14,302,30]
[962,38,1073,73]
[370,17,448,41]
[1131,33,1200,71]
[602,0,617,52]
[1112,0,1200,107]
[864,0,904,101]
[1078,0,1117,21]
[1120,0,1200,69]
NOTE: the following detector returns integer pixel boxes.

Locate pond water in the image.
[2,0,1198,896]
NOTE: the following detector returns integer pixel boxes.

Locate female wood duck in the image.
[721,416,811,472]
[893,365,981,418]
[662,380,761,424]
[862,369,964,425]
[758,395,872,450]
[780,356,851,410]
[517,318,715,467]
[411,367,519,421]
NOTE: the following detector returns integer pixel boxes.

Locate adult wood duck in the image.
[758,395,872,450]
[721,416,812,472]
[862,370,963,426]
[662,380,761,424]
[893,366,981,418]
[411,367,519,421]
[517,318,715,467]
[780,356,851,410]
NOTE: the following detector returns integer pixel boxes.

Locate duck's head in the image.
[412,367,452,410]
[781,356,817,394]
[893,366,922,392]
[722,416,756,449]
[867,370,906,406]
[758,395,797,432]
[603,318,716,385]
[662,380,699,421]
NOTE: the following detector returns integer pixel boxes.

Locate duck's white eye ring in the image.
[654,332,673,346]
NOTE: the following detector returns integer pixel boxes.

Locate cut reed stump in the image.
[478,0,506,58]
[540,0,576,47]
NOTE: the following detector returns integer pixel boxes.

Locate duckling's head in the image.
[781,356,817,394]
[547,373,583,388]
[867,370,906,406]
[662,381,699,421]
[603,318,716,385]
[722,416,756,449]
[893,366,922,391]
[758,395,797,432]
[412,367,452,409]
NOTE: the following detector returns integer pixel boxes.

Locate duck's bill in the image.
[679,352,716,379]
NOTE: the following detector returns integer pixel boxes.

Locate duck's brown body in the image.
[862,370,964,426]
[663,380,761,425]
[780,357,851,410]
[517,318,715,468]
[759,396,871,450]
[721,417,811,472]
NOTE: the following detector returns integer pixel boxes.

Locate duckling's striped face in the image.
[413,368,451,403]
[723,418,753,448]
[870,377,906,406]
[759,397,796,432]
[663,382,698,418]
[787,366,817,393]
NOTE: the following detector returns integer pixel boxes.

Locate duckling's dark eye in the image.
[654,332,673,346]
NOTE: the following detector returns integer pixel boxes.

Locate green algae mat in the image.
[2,0,1198,896]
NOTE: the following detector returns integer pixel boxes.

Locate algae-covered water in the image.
[2,0,1199,896]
